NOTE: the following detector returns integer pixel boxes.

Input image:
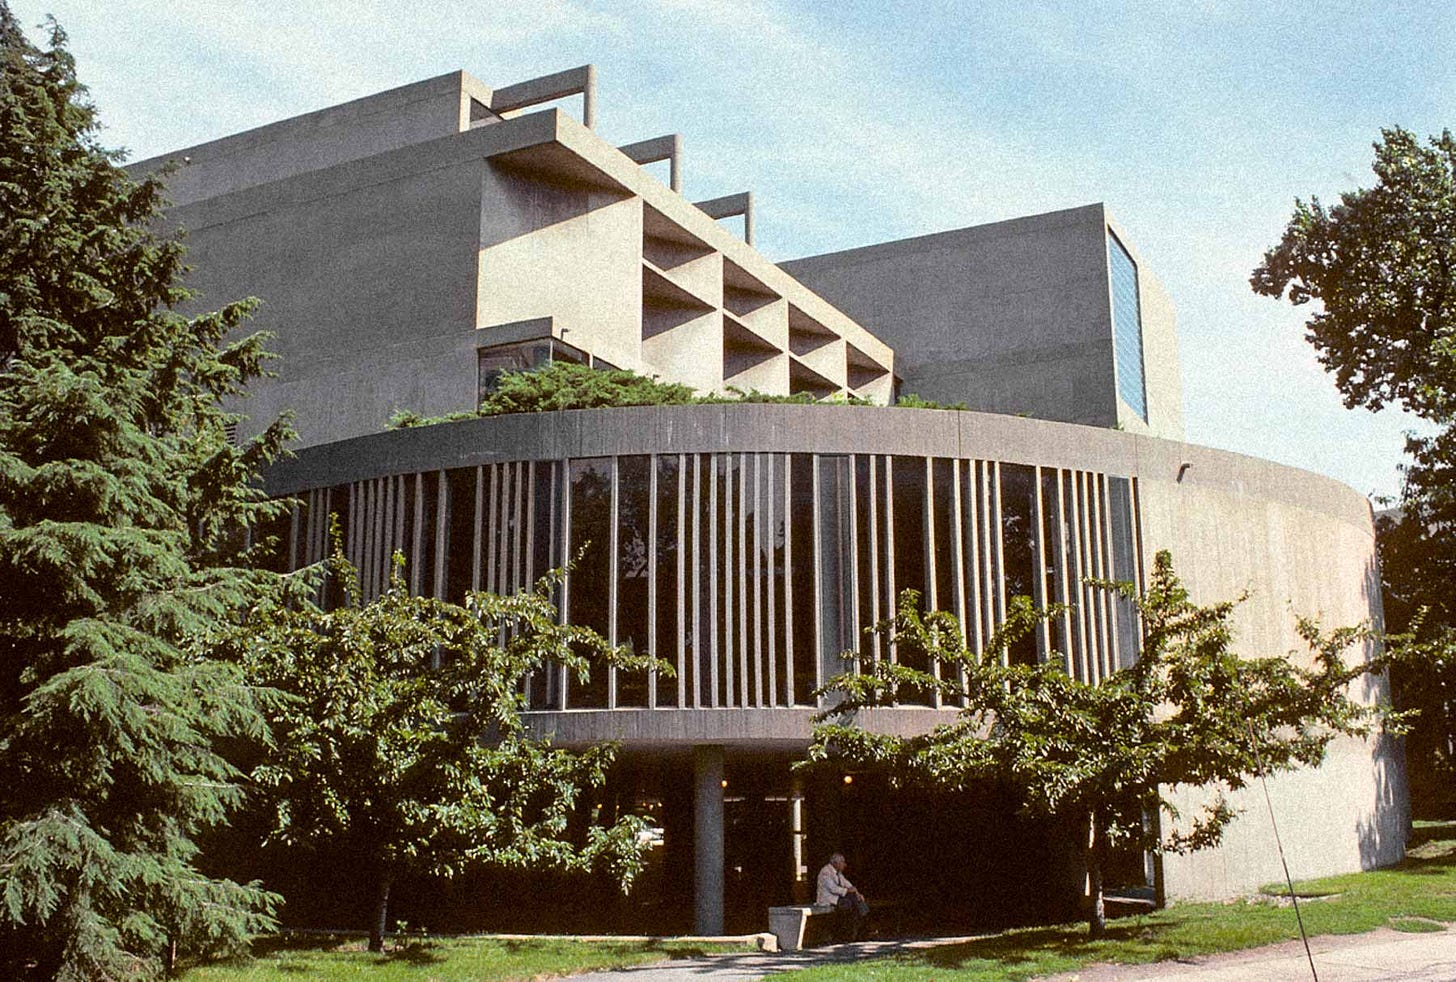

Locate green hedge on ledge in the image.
[388,363,966,429]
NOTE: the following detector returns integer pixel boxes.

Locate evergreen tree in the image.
[0,7,292,977]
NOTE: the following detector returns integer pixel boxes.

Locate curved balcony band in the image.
[270,406,1143,698]
[264,403,1396,904]
[266,403,1375,735]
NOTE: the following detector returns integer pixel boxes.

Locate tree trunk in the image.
[368,869,394,953]
[1088,810,1108,939]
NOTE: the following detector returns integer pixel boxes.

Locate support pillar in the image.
[790,774,809,903]
[693,745,725,935]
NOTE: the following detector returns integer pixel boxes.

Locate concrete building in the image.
[138,67,892,453]
[782,204,1183,439]
[135,66,1406,936]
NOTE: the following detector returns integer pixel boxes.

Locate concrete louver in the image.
[695,191,754,246]
[490,64,597,129]
[618,134,683,192]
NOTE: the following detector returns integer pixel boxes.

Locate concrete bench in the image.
[767,904,836,951]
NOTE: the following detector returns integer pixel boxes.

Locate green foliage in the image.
[893,392,969,411]
[389,363,701,427]
[0,7,292,978]
[1381,601,1456,815]
[1251,127,1456,418]
[477,362,700,415]
[213,544,660,952]
[389,362,949,429]
[808,551,1383,938]
[1253,127,1456,817]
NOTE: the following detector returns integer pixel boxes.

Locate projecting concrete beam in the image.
[694,191,754,246]
[618,134,683,192]
[491,65,596,129]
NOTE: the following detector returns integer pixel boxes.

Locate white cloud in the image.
[10,0,1440,497]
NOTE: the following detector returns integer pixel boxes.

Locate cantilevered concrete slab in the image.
[136,70,894,449]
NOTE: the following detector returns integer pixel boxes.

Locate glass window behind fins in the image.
[283,452,1147,705]
[1107,230,1148,422]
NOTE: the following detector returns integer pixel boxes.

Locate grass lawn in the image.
[186,823,1456,981]
[781,820,1456,981]
[183,935,754,981]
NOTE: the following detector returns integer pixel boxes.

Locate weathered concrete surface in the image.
[783,203,1184,441]
[130,71,496,205]
[263,403,1405,905]
[1139,433,1405,899]
[139,76,894,451]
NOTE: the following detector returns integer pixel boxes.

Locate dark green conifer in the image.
[0,6,291,977]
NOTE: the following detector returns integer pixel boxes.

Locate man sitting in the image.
[815,852,869,941]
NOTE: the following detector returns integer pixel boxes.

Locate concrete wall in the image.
[131,72,491,206]
[175,143,487,447]
[783,204,1185,440]
[1137,439,1405,897]
[476,166,646,373]
[264,404,1404,901]
[151,83,896,452]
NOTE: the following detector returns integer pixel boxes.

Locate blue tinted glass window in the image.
[1107,231,1147,421]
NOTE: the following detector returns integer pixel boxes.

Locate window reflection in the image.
[291,450,1145,707]
[617,456,651,707]
[567,457,611,708]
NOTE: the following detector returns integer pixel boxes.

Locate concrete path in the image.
[566,928,1456,981]
[566,937,976,981]
[1045,927,1456,981]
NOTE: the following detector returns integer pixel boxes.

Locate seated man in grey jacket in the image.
[815,853,869,940]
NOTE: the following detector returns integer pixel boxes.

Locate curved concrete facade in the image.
[266,403,1406,903]
[135,65,1404,933]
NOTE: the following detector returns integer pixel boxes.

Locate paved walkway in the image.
[565,929,1456,981]
[1044,927,1456,981]
[567,937,977,981]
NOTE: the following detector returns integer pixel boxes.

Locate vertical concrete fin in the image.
[618,134,684,192]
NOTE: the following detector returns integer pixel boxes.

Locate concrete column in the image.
[790,774,809,903]
[693,745,725,935]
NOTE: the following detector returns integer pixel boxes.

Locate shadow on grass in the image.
[1408,821,1456,850]
[890,921,1180,973]
[1381,846,1456,877]
[375,943,446,966]
[243,932,445,965]
[251,933,359,954]
[496,936,713,960]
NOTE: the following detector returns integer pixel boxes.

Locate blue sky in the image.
[14,0,1454,500]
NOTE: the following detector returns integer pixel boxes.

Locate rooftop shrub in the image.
[388,362,963,429]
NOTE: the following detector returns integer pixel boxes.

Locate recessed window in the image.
[476,338,589,404]
[1107,231,1148,422]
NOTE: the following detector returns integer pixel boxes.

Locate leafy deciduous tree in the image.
[217,547,658,953]
[0,6,293,977]
[1251,127,1456,418]
[809,552,1383,938]
[1253,126,1456,815]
